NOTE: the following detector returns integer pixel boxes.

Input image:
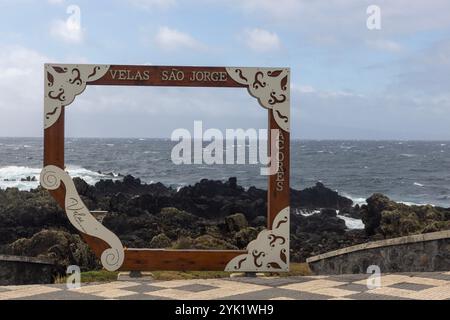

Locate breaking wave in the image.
[0,165,115,191]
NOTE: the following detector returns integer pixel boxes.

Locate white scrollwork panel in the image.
[44,64,110,129]
[226,68,290,133]
[225,207,290,272]
[40,165,124,271]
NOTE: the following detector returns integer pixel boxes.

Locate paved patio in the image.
[1,272,450,300]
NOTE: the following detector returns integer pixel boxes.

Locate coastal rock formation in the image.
[360,193,396,235]
[361,193,450,238]
[0,175,449,283]
[3,230,99,272]
[291,182,353,211]
[295,209,347,234]
[290,208,368,262]
[149,233,172,248]
[224,213,248,232]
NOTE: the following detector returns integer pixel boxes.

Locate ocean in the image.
[1,138,450,208]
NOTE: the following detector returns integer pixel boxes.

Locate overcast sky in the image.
[0,0,450,139]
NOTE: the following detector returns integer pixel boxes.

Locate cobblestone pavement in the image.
[1,272,450,300]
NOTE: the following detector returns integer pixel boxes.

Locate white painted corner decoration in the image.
[226,68,290,133]
[40,165,124,271]
[44,64,110,129]
[225,207,290,272]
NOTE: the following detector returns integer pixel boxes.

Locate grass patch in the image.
[54,270,119,284]
[54,263,312,284]
[278,262,312,277]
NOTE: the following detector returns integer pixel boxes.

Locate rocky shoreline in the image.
[0,175,449,275]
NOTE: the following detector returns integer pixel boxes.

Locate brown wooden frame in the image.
[42,64,290,272]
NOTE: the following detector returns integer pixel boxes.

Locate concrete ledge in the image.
[0,255,57,285]
[0,254,55,265]
[307,230,450,263]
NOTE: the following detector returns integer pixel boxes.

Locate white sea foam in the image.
[337,214,365,230]
[398,200,434,207]
[342,193,367,206]
[0,165,114,191]
[296,208,364,230]
[296,208,320,216]
[413,182,424,187]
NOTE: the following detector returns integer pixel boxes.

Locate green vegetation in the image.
[54,263,312,284]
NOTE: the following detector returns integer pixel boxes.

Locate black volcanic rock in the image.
[94,175,174,197]
[4,230,99,272]
[0,177,359,270]
[295,208,346,234]
[291,182,353,210]
[360,193,394,235]
[3,174,448,279]
[225,213,248,232]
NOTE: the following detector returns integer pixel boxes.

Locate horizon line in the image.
[2,136,450,142]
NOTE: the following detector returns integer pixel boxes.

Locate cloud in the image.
[385,38,450,96]
[241,28,281,52]
[366,39,403,53]
[291,83,316,94]
[154,26,205,51]
[295,85,450,140]
[50,20,83,44]
[0,45,48,136]
[224,0,450,46]
[50,5,84,44]
[291,83,365,98]
[128,0,176,10]
[236,0,302,19]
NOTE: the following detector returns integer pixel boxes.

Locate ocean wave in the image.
[341,193,367,206]
[296,208,364,230]
[398,200,434,207]
[295,208,321,216]
[0,165,115,191]
[336,214,365,230]
[413,182,424,187]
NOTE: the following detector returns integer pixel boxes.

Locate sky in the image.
[0,0,450,139]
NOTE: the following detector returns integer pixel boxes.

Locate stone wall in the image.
[0,255,57,285]
[307,230,450,275]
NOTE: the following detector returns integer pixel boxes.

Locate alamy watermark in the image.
[170,121,283,176]
[367,5,381,30]
[66,265,81,289]
[66,5,81,33]
[366,265,382,289]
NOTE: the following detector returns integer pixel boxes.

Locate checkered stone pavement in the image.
[1,272,450,300]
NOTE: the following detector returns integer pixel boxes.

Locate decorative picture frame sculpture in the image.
[41,64,290,272]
